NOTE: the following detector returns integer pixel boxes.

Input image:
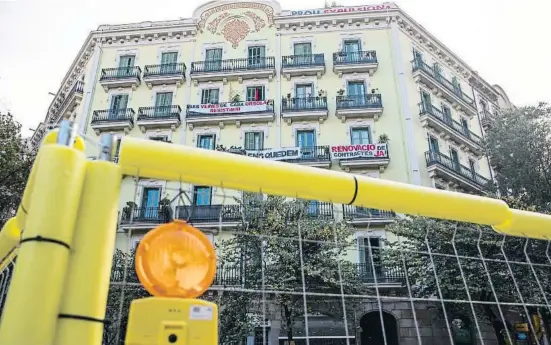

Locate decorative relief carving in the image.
[207,12,230,34]
[221,18,251,48]
[244,11,266,32]
[198,2,274,31]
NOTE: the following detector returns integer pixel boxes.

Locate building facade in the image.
[29,1,512,344]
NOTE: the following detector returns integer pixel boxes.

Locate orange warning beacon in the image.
[125,220,218,345]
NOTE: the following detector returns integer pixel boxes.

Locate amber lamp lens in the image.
[135,220,216,298]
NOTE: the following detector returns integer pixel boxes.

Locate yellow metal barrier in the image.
[0,124,550,345]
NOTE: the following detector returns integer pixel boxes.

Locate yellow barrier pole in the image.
[0,122,87,345]
[118,137,551,239]
[0,219,20,269]
[54,135,122,345]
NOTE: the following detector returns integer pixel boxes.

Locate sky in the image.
[0,0,549,136]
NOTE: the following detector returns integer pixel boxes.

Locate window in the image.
[149,135,168,142]
[247,46,266,67]
[450,148,460,170]
[193,186,212,206]
[110,95,128,118]
[452,76,462,93]
[413,48,423,62]
[295,84,313,99]
[114,137,122,162]
[480,100,488,112]
[197,134,216,150]
[141,187,161,220]
[155,92,173,116]
[468,158,476,174]
[205,48,222,71]
[296,129,316,159]
[246,86,265,101]
[441,105,452,123]
[429,136,439,153]
[351,127,370,145]
[201,89,219,104]
[253,327,269,345]
[244,132,264,150]
[118,55,135,77]
[343,40,361,53]
[360,237,382,277]
[460,118,469,133]
[294,43,312,65]
[161,52,178,64]
[421,91,432,109]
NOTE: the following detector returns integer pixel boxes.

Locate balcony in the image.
[99,66,141,91]
[355,262,405,287]
[90,108,135,135]
[333,50,378,77]
[175,204,242,228]
[280,146,332,168]
[189,57,276,85]
[54,80,84,122]
[143,63,186,89]
[136,105,181,132]
[120,207,170,230]
[425,151,490,193]
[342,205,395,226]
[336,143,390,172]
[411,59,476,116]
[281,54,326,80]
[186,100,275,129]
[480,109,493,129]
[281,96,329,124]
[418,102,483,156]
[335,94,383,122]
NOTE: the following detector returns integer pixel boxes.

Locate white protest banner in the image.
[246,147,302,161]
[187,100,273,115]
[330,143,388,159]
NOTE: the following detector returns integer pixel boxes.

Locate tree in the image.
[0,112,35,227]
[384,213,551,345]
[485,103,551,211]
[217,196,371,343]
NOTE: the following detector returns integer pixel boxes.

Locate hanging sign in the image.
[330,143,388,159]
[246,147,302,161]
[290,4,393,16]
[187,100,274,115]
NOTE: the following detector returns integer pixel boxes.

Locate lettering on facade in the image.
[330,144,388,159]
[290,4,392,16]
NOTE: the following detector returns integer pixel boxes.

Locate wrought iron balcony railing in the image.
[281,97,328,112]
[282,54,325,68]
[175,204,242,223]
[137,105,181,120]
[333,50,377,65]
[143,63,186,77]
[100,66,142,81]
[190,57,275,74]
[91,108,135,124]
[425,150,490,187]
[336,94,382,110]
[120,207,172,224]
[411,59,475,108]
[418,102,482,146]
[354,262,405,284]
[342,205,395,220]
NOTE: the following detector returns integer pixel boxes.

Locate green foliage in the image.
[217,196,370,341]
[384,215,551,344]
[485,103,551,211]
[0,112,35,227]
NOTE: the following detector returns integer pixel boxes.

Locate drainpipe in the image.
[182,38,197,146]
[276,32,282,148]
[80,40,103,136]
[471,85,494,181]
[389,20,421,185]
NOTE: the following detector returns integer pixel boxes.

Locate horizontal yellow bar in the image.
[119,137,551,237]
[119,137,356,204]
